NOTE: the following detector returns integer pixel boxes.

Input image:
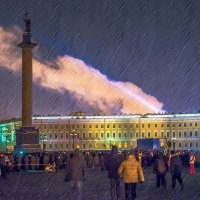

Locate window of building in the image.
[130,124,133,128]
[136,124,138,128]
[136,132,139,138]
[183,131,187,137]
[178,131,182,138]
[155,132,157,137]
[119,132,122,138]
[130,132,133,137]
[179,123,181,127]
[72,125,74,129]
[195,130,198,137]
[161,124,164,128]
[113,124,115,128]
[50,143,52,149]
[44,125,46,129]
[55,133,58,139]
[190,131,193,137]
[142,124,144,128]
[55,143,57,149]
[172,123,175,127]
[124,132,127,137]
[61,132,63,138]
[167,123,169,127]
[155,124,157,128]
[148,124,150,128]
[89,132,92,138]
[167,132,170,138]
[119,124,121,128]
[172,132,175,138]
[95,132,98,138]
[148,132,150,138]
[196,142,198,147]
[101,124,104,128]
[113,132,115,138]
[124,124,127,128]
[49,125,52,129]
[179,142,181,148]
[142,132,144,138]
[83,143,85,148]
[195,122,198,127]
[82,132,85,138]
[107,124,109,128]
[184,123,187,127]
[107,132,109,138]
[95,124,98,128]
[66,133,68,138]
[161,132,164,138]
[185,143,187,147]
[190,142,192,148]
[190,123,192,127]
[77,125,79,129]
[61,143,63,149]
[101,132,104,138]
[83,124,85,128]
[89,124,92,128]
[49,133,52,139]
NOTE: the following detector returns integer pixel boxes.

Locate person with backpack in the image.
[170,151,184,190]
[153,154,167,188]
[189,152,196,175]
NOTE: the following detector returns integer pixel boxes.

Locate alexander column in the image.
[15,13,41,153]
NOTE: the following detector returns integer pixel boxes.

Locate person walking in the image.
[189,152,196,175]
[170,151,184,190]
[118,153,144,200]
[66,149,85,200]
[105,145,123,200]
[153,154,167,188]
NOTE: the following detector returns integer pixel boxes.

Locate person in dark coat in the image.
[66,149,85,200]
[170,151,184,190]
[105,145,123,200]
[153,154,167,188]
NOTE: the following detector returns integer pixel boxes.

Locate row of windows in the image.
[46,141,199,149]
[37,122,199,130]
[46,130,199,139]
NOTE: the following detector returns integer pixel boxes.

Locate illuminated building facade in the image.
[1,113,200,152]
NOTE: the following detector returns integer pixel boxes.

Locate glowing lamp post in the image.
[70,129,77,151]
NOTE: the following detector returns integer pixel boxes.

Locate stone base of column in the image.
[14,127,41,153]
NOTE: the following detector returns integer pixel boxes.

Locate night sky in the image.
[1,0,200,120]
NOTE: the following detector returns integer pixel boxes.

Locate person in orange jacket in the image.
[118,153,144,200]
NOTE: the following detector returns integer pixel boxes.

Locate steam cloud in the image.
[0,26,165,114]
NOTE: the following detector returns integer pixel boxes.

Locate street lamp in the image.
[70,129,77,151]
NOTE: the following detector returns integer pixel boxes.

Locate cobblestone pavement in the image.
[0,167,200,200]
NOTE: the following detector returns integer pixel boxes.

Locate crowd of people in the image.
[0,148,199,200]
